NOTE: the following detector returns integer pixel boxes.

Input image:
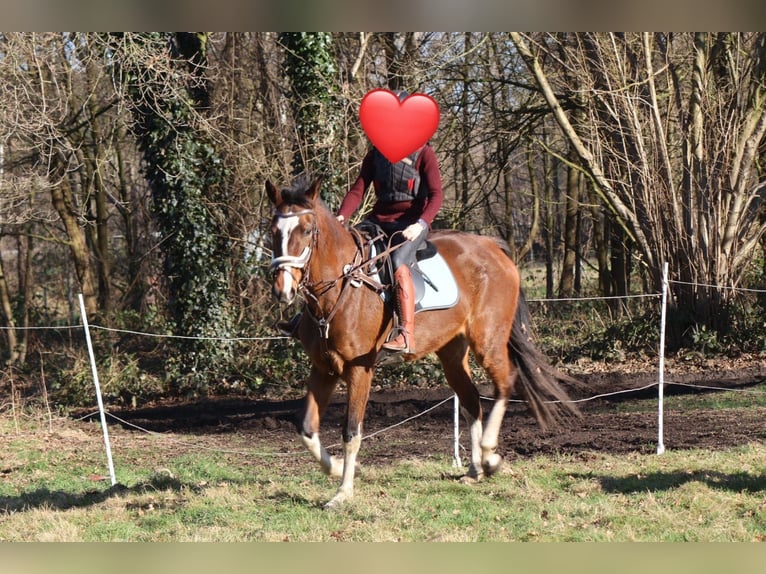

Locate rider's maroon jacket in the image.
[337,144,444,228]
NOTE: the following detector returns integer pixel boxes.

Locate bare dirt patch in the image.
[95,360,766,465]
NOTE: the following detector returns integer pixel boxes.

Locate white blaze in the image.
[270,213,312,271]
[279,269,294,299]
[276,215,300,259]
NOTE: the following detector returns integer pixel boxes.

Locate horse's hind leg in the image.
[479,376,515,476]
[299,367,343,478]
[437,337,484,480]
[473,338,518,477]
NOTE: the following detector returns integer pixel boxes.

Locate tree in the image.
[114,33,234,389]
[511,32,766,332]
[279,32,344,206]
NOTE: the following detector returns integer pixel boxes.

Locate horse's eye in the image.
[303,227,313,236]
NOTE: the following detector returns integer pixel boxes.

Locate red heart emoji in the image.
[359,89,440,164]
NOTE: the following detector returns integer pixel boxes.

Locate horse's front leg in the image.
[324,365,373,510]
[299,368,343,478]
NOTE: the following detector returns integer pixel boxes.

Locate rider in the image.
[336,90,444,353]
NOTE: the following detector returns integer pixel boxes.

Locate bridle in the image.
[269,207,406,346]
[269,209,318,289]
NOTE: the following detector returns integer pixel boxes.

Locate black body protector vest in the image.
[373,146,425,203]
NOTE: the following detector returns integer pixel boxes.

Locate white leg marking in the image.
[301,433,342,477]
[325,427,362,509]
[480,399,507,475]
[460,406,483,480]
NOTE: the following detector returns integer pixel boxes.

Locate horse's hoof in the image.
[482,453,503,477]
[460,463,484,484]
[460,464,484,484]
[459,474,482,485]
[323,492,351,510]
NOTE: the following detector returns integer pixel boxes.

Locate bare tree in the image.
[511,32,766,328]
[0,33,134,322]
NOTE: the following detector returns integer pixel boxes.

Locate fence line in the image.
[4,268,766,483]
[528,292,661,303]
[5,273,766,340]
[104,411,309,459]
[90,324,288,342]
[669,279,766,294]
[0,322,288,342]
[482,382,660,406]
[82,395,457,458]
[483,380,766,406]
[666,380,766,394]
[0,323,82,331]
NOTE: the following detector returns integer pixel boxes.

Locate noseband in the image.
[269,209,318,273]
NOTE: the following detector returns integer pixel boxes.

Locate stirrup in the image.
[382,330,412,353]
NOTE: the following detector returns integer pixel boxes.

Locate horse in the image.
[265,175,579,509]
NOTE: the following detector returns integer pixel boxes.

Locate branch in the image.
[349,32,370,80]
[509,32,655,272]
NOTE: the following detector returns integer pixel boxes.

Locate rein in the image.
[327,225,409,294]
[300,226,389,339]
[305,225,406,299]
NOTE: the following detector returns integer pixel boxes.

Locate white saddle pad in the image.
[413,251,459,313]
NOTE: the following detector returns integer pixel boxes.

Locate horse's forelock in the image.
[278,175,316,209]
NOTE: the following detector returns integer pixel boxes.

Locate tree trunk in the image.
[544,150,558,300]
[0,253,19,365]
[114,127,144,312]
[16,232,31,365]
[518,140,541,262]
[90,101,112,313]
[591,193,612,297]
[610,225,629,299]
[459,34,472,232]
[558,145,581,297]
[50,174,98,317]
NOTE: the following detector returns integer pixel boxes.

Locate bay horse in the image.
[266,175,579,509]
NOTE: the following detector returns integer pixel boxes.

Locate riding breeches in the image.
[374,219,427,270]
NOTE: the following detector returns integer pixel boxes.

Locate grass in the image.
[2,407,766,542]
[613,381,766,414]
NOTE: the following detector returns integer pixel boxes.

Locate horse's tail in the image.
[509,288,582,431]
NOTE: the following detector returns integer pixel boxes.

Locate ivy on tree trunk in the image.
[279,32,343,207]
[118,32,233,392]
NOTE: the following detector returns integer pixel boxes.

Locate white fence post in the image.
[79,294,117,485]
[657,262,669,455]
[452,393,462,468]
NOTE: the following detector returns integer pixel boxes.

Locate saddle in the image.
[353,222,459,313]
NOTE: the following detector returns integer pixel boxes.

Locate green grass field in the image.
[2,403,766,543]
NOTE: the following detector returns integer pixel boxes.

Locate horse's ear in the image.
[306,176,323,202]
[265,180,281,206]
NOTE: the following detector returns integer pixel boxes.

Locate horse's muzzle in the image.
[272,269,298,304]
